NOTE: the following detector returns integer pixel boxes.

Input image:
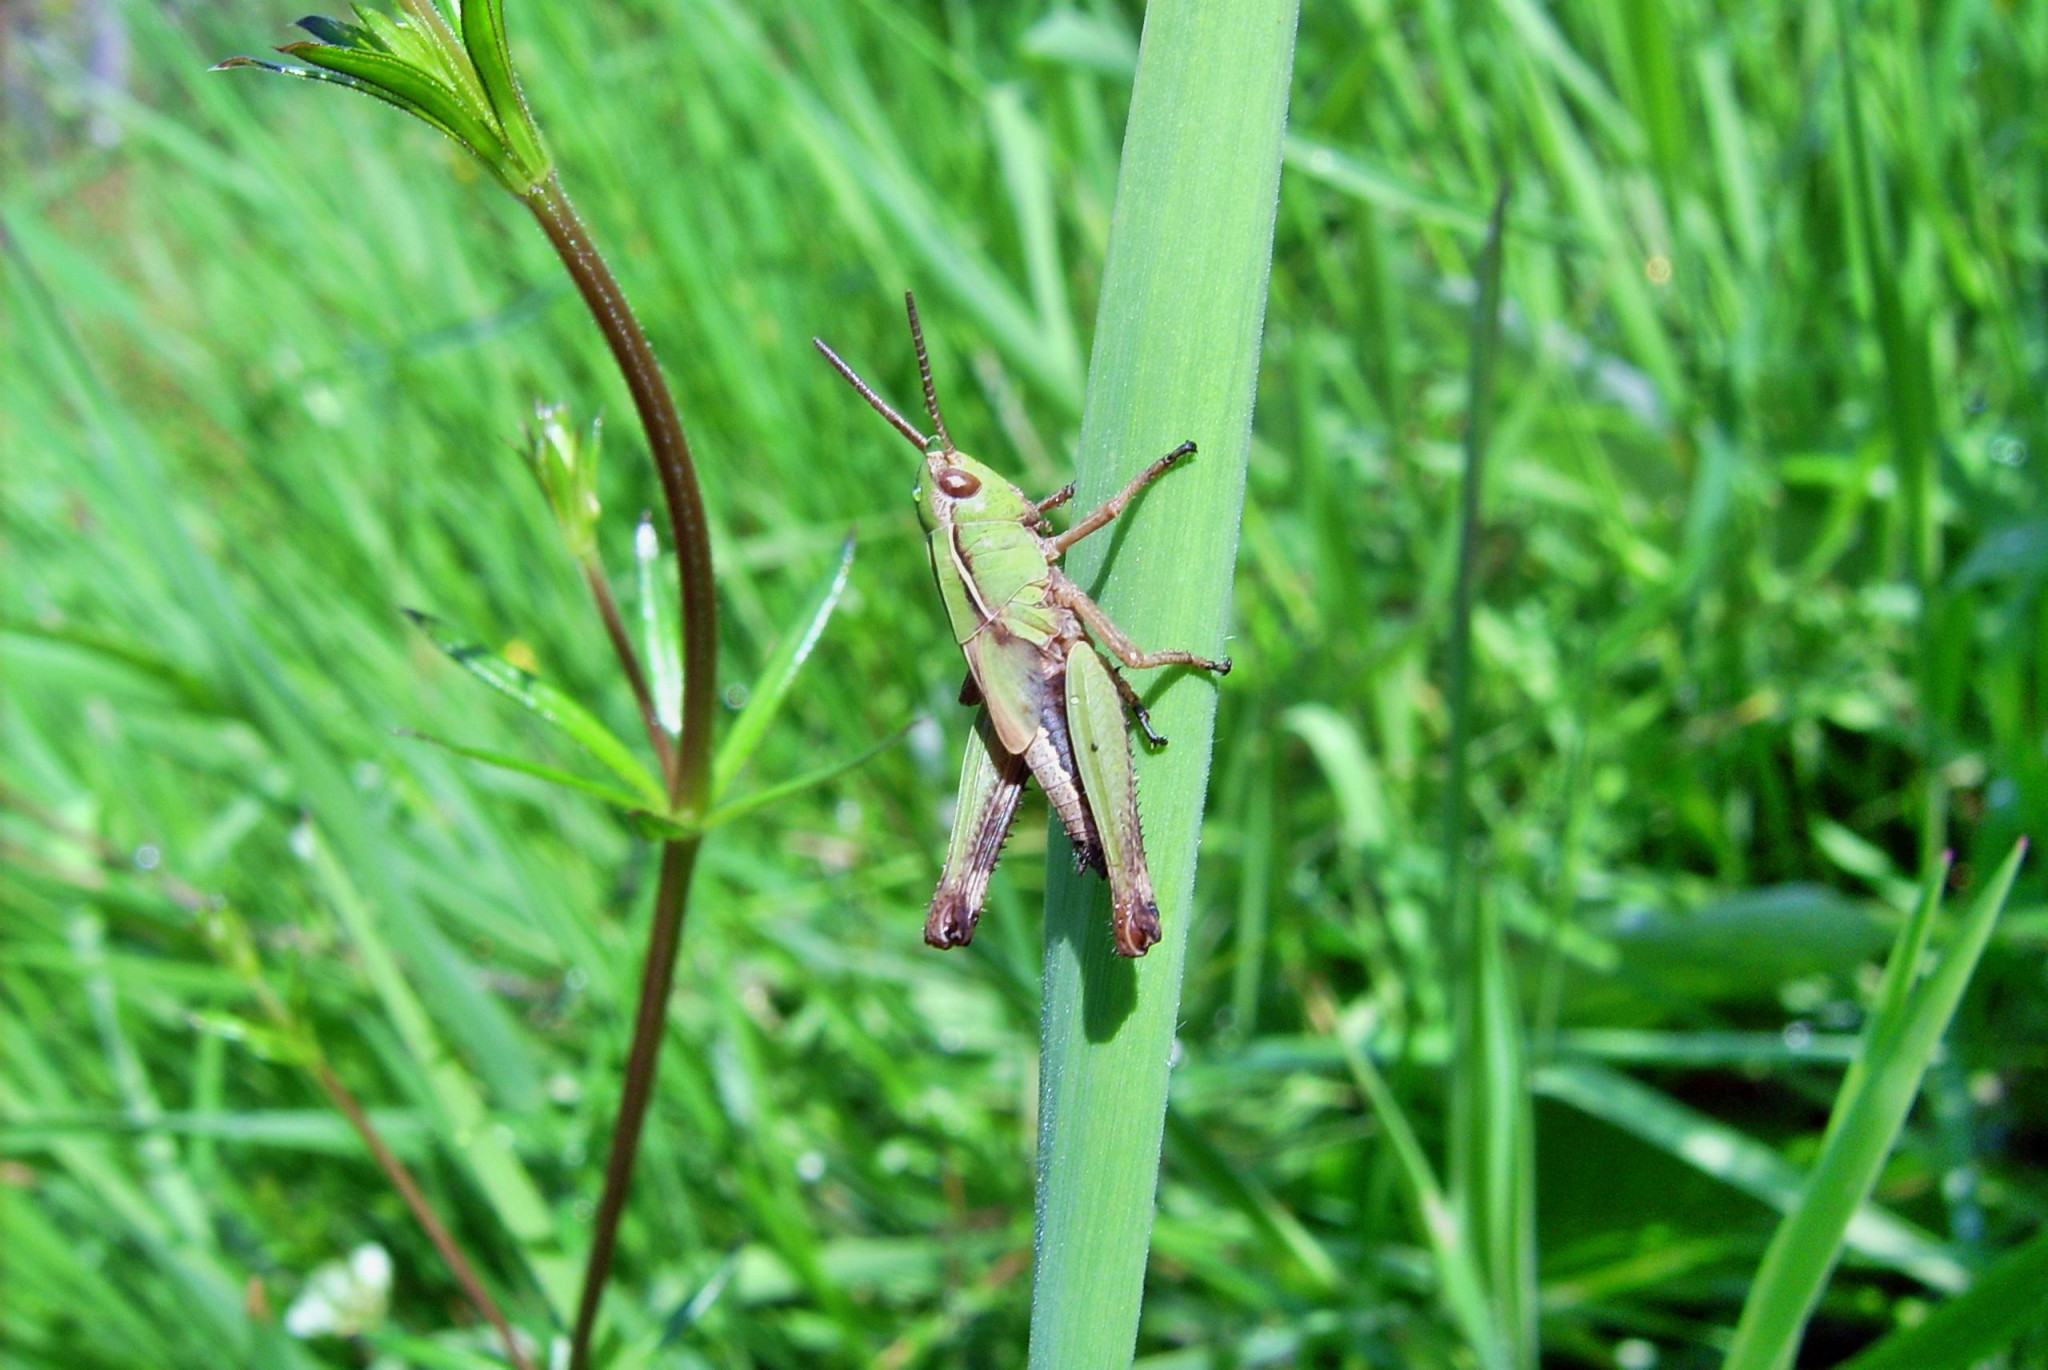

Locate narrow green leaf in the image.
[1320,995,1508,1369]
[1280,703,1390,851]
[1537,1062,1966,1292]
[294,17,385,51]
[1162,1107,1339,1292]
[623,812,697,844]
[1831,851,1952,1132]
[1284,136,1582,247]
[459,0,550,186]
[395,729,653,813]
[276,41,501,168]
[710,534,854,799]
[1836,1226,2048,1370]
[385,0,484,105]
[635,513,683,736]
[296,828,578,1314]
[1442,187,1534,1370]
[986,83,1081,397]
[702,724,908,831]
[185,1011,318,1067]
[211,54,450,132]
[402,609,666,810]
[1723,840,2027,1370]
[1465,895,1536,1368]
[357,7,455,79]
[1020,9,1137,77]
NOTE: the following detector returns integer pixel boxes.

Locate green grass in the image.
[5,1,2047,1367]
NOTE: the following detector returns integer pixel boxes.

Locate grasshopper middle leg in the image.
[1049,572,1233,677]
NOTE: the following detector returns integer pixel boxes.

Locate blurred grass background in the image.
[3,1,2045,1366]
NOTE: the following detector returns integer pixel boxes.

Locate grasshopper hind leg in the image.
[927,710,1028,948]
[1063,641,1163,957]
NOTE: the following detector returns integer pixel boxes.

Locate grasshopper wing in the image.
[963,629,1104,871]
[1064,642,1160,956]
[963,628,1050,755]
[927,708,1028,948]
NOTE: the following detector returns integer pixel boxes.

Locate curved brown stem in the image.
[562,839,698,1364]
[521,174,717,1369]
[524,174,714,811]
[582,558,674,781]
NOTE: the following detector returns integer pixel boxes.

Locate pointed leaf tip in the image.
[459,0,551,186]
[709,535,857,798]
[404,609,667,809]
[295,16,352,43]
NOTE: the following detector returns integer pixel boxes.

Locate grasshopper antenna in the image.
[903,291,953,453]
[813,338,930,451]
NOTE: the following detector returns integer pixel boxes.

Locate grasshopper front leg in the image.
[1050,441,1197,555]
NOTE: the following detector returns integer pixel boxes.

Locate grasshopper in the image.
[815,294,1230,957]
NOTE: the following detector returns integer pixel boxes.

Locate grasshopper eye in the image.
[938,469,981,498]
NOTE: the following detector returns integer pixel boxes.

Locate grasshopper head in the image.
[917,447,1026,532]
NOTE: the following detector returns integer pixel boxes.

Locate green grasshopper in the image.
[815,294,1230,957]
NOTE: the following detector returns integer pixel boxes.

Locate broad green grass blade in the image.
[1029,5,1297,1363]
[1723,840,2027,1370]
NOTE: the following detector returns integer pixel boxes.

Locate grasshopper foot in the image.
[1111,897,1161,957]
[924,895,979,949]
[1127,706,1169,750]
